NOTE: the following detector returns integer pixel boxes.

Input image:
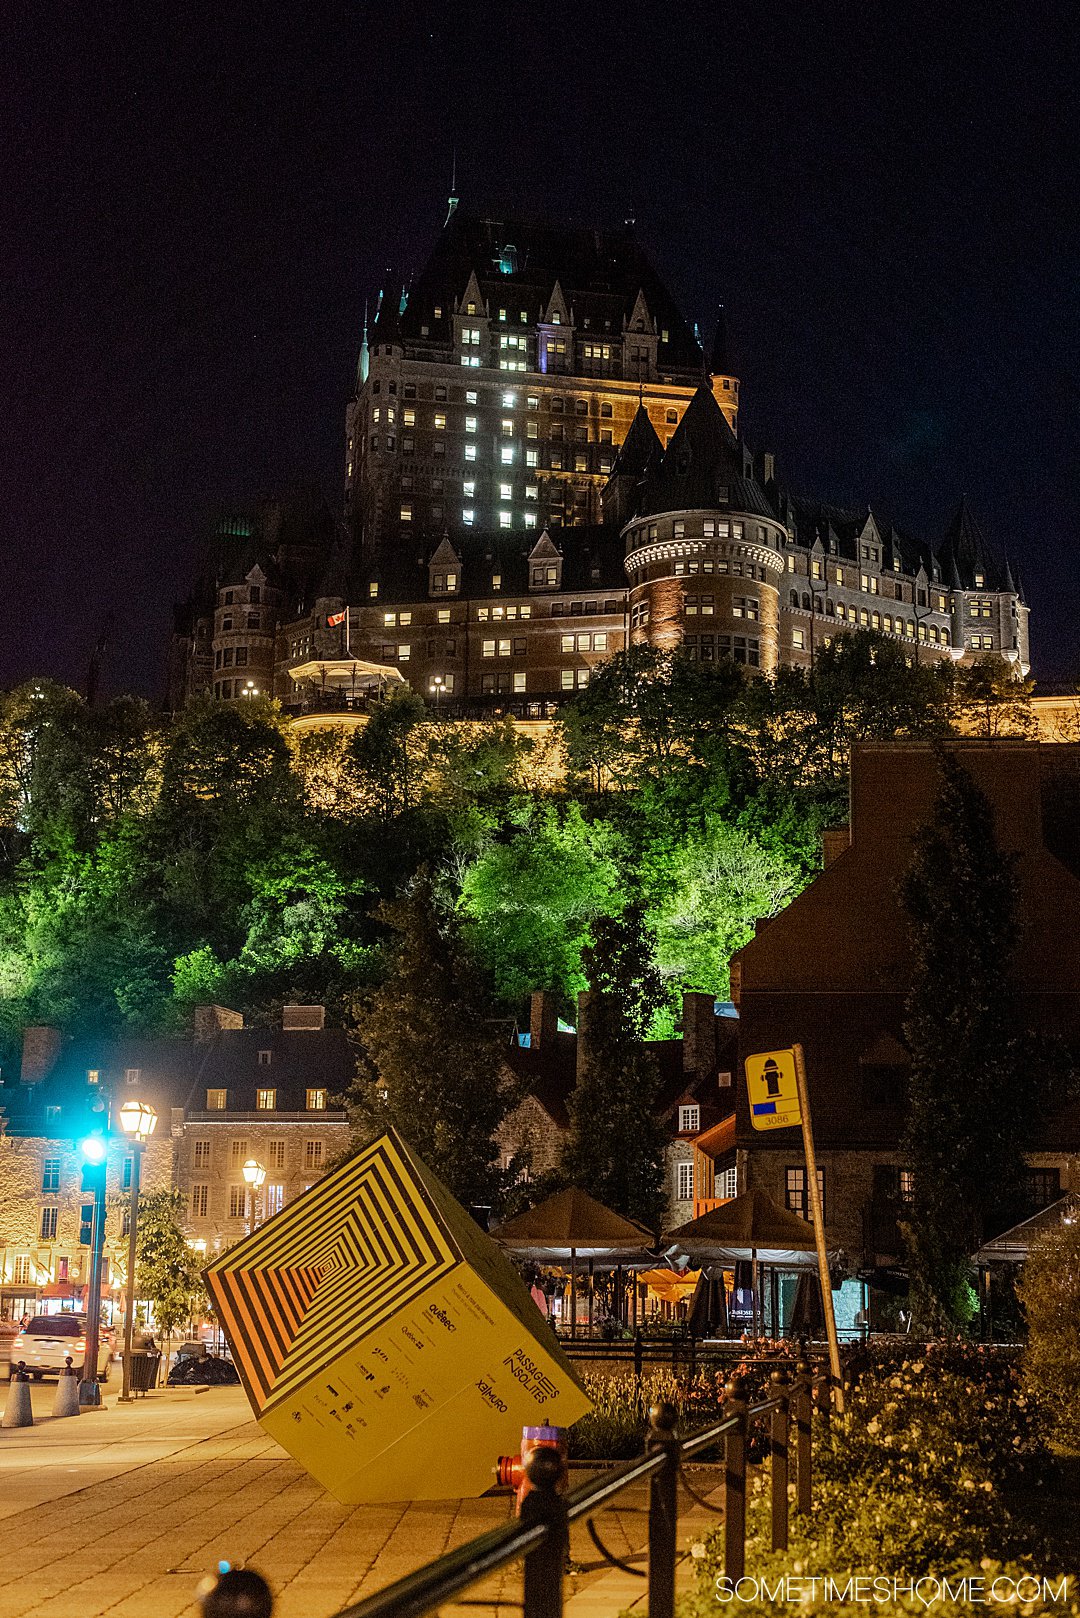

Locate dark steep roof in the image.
[938,496,1011,591]
[609,402,664,479]
[641,385,774,519]
[358,524,628,606]
[393,210,704,377]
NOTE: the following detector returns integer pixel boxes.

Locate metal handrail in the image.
[327,1519,549,1618]
[324,1391,793,1618]
[200,1364,834,1618]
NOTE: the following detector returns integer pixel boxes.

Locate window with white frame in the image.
[676,1161,694,1201]
[678,1104,700,1133]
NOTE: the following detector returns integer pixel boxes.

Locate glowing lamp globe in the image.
[242,1159,267,1188]
[119,1099,158,1141]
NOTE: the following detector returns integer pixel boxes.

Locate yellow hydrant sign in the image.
[744,1048,803,1131]
[204,1131,590,1503]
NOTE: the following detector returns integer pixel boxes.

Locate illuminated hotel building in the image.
[168,205,1029,715]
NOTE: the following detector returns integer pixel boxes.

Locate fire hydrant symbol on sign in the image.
[744,1049,802,1131]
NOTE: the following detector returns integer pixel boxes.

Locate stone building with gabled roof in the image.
[727,741,1080,1296]
[496,989,738,1226]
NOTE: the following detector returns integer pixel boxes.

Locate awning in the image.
[289,658,404,687]
[490,1187,656,1262]
[663,1188,821,1269]
[973,1194,1080,1264]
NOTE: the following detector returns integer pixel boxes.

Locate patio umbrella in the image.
[687,1268,730,1338]
[789,1272,825,1335]
[490,1187,656,1338]
[664,1189,821,1338]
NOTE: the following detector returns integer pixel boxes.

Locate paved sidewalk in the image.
[0,1387,712,1618]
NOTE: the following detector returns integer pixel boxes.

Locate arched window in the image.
[790,590,799,609]
[825,599,834,615]
[802,593,811,610]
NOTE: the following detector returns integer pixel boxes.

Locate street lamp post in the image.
[77,1133,108,1406]
[429,675,445,710]
[242,1159,266,1235]
[118,1100,158,1404]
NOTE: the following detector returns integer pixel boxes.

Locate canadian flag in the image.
[327,611,347,627]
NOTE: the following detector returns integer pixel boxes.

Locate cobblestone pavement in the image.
[0,1387,718,1617]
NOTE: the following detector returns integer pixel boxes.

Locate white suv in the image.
[10,1315,113,1381]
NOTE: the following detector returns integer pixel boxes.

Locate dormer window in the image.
[678,1105,700,1133]
[550,311,560,325]
[974,571,985,587]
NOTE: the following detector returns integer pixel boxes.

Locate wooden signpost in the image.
[744,1044,844,1411]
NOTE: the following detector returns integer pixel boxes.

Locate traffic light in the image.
[80,1133,107,1194]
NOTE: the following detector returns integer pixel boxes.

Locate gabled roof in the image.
[641,385,774,519]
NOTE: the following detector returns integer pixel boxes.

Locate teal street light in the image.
[77,1132,108,1405]
[118,1100,158,1404]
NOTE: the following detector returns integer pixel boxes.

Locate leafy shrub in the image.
[1019,1216,1080,1452]
[680,1351,1057,1617]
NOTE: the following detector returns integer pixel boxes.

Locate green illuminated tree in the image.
[459,803,625,1009]
[134,1190,206,1372]
[900,751,1025,1333]
[347,686,430,818]
[644,819,803,1000]
[347,875,515,1210]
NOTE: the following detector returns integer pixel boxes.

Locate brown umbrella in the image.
[491,1188,656,1339]
[664,1189,821,1339]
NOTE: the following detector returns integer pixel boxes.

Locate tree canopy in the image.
[0,641,1036,1073]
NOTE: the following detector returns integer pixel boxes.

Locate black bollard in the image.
[199,1567,274,1618]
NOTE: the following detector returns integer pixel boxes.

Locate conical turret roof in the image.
[641,385,773,518]
[937,496,1009,591]
[610,402,663,480]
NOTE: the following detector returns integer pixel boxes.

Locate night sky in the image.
[4,1,1079,699]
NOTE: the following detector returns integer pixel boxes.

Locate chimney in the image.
[822,826,851,867]
[681,992,716,1078]
[529,990,558,1050]
[193,1004,244,1042]
[21,1026,61,1084]
[282,1004,326,1031]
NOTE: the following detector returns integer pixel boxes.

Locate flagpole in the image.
[792,1043,844,1412]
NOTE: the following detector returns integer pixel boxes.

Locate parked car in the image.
[0,1317,19,1380]
[9,1314,113,1381]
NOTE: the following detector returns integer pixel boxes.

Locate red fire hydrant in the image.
[496,1425,569,1514]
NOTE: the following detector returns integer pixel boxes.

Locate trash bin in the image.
[125,1351,161,1395]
